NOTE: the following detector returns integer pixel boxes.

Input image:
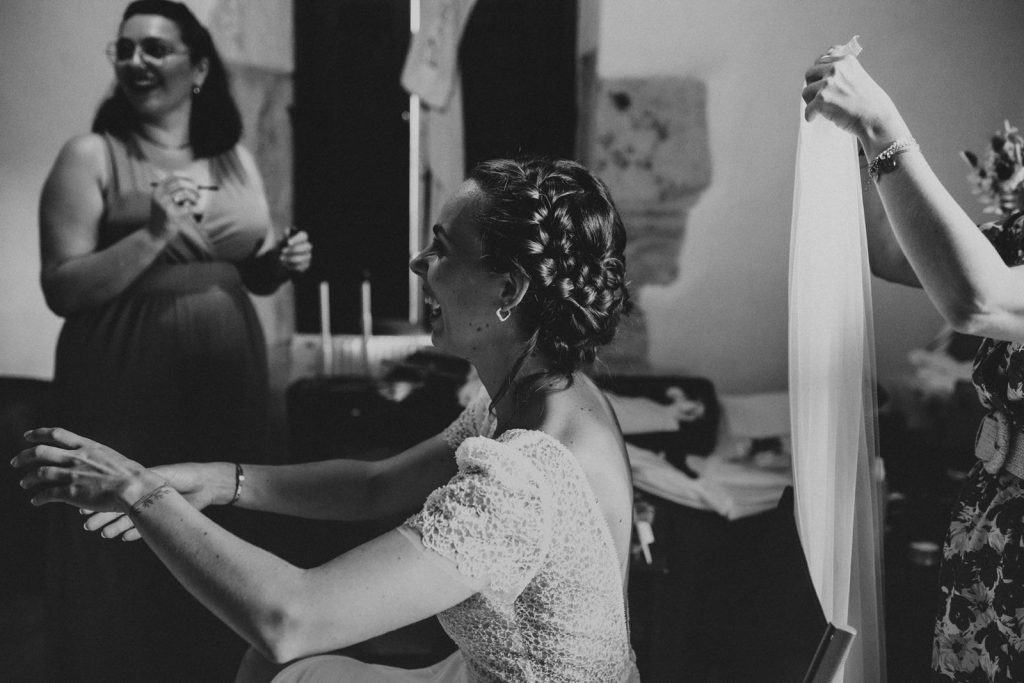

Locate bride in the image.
[13,157,641,683]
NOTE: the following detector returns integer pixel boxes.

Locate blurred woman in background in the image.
[38,1,309,679]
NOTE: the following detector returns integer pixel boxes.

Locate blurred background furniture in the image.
[599,377,826,682]
[270,351,472,667]
[0,376,54,681]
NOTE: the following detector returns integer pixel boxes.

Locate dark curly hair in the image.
[91,0,242,158]
[469,158,631,405]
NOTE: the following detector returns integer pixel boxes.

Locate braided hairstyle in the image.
[470,158,631,403]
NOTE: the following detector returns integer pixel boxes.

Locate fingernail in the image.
[22,430,31,439]
[9,457,16,467]
[19,480,27,489]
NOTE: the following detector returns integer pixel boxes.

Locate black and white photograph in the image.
[2,1,1024,681]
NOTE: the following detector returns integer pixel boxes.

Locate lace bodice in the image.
[400,393,636,682]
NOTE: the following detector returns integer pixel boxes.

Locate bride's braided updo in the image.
[470,158,631,394]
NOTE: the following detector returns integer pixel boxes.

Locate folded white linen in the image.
[628,438,792,521]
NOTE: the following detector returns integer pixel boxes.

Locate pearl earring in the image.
[192,84,201,96]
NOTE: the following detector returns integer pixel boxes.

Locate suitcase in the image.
[594,374,720,466]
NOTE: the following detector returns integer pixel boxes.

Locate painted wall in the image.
[599,0,1024,393]
[2,0,1024,396]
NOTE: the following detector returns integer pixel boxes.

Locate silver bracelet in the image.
[868,137,919,182]
[227,462,244,506]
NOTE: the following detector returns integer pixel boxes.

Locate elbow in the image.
[944,299,1002,338]
[41,280,74,317]
[868,259,892,282]
[251,587,345,665]
[252,605,306,665]
[868,247,918,287]
[44,298,70,318]
[41,268,91,316]
[868,254,901,282]
[949,312,994,339]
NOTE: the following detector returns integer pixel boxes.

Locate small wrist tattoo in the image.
[128,484,173,517]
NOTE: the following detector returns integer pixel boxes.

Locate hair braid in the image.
[469,158,631,401]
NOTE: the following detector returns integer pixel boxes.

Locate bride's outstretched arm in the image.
[13,428,479,664]
[81,435,458,541]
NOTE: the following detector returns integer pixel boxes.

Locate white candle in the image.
[361,276,372,375]
[319,281,333,375]
[361,277,372,338]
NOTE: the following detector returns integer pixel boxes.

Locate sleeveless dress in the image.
[263,391,641,682]
[931,210,1024,681]
[47,133,275,683]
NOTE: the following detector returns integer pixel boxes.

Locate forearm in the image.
[859,161,920,287]
[238,248,288,296]
[134,493,475,663]
[235,435,454,521]
[42,229,170,315]
[128,486,307,660]
[814,60,1024,334]
[16,426,468,664]
[236,459,383,521]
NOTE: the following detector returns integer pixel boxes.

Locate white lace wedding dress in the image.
[261,392,640,682]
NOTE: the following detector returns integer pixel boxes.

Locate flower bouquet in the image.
[961,120,1024,216]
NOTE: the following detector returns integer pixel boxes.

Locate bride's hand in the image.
[12,427,165,514]
[82,461,226,542]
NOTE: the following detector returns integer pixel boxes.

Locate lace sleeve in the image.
[979,210,1024,266]
[441,385,492,450]
[402,437,553,599]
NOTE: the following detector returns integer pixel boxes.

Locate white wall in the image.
[0,0,215,379]
[1,1,116,377]
[598,0,1024,393]
[3,0,1024,394]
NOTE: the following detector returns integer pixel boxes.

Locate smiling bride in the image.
[14,157,640,683]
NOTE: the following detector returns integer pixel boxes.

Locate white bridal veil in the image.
[788,37,887,683]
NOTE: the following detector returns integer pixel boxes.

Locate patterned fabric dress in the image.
[47,133,276,683]
[932,210,1024,682]
[266,391,640,683]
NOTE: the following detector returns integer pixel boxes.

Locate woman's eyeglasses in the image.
[106,38,188,64]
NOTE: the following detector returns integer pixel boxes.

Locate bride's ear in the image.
[499,271,530,311]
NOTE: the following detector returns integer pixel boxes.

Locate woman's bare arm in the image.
[805,52,1024,341]
[83,434,458,541]
[40,134,200,315]
[15,428,477,664]
[859,161,920,287]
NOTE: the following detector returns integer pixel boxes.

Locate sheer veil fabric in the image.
[788,38,886,683]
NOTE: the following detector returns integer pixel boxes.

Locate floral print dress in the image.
[932,210,1024,682]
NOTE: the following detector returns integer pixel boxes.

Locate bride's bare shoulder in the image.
[539,378,623,459]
